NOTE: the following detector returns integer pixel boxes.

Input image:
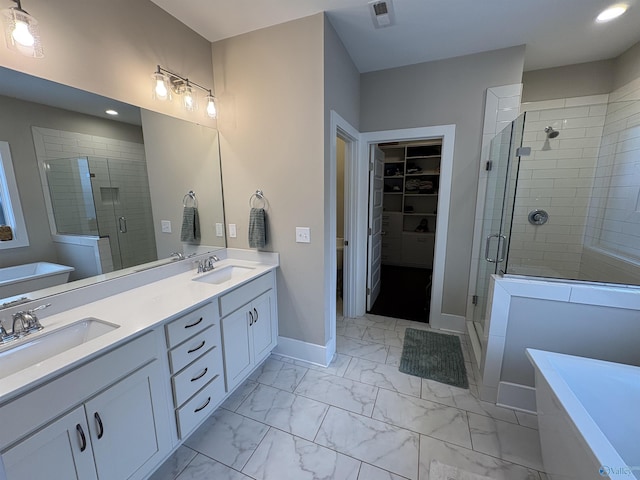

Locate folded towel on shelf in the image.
[180,206,201,243]
[249,207,267,249]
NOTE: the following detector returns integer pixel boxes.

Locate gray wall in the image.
[0,0,215,128]
[213,14,327,346]
[360,46,525,318]
[502,297,640,387]
[613,40,640,90]
[0,94,143,268]
[521,60,614,102]
[141,110,225,258]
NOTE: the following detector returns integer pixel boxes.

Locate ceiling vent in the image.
[369,0,395,28]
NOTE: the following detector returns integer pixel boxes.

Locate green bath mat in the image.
[399,328,468,388]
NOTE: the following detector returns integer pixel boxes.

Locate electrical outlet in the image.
[161,220,171,233]
[229,224,237,238]
[216,223,223,237]
[295,227,311,243]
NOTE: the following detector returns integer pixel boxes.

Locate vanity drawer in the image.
[172,347,223,407]
[176,374,225,439]
[165,303,217,348]
[219,272,273,318]
[168,325,220,374]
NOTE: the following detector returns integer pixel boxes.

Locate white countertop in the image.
[0,249,278,404]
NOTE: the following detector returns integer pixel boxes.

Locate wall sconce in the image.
[152,65,217,119]
[1,0,43,58]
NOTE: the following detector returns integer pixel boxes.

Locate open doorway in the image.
[366,139,443,323]
[336,136,347,318]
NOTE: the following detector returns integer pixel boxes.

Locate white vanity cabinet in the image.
[0,331,172,480]
[220,272,277,391]
[165,302,226,439]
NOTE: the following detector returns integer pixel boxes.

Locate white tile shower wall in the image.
[582,77,640,282]
[468,84,522,322]
[515,95,608,279]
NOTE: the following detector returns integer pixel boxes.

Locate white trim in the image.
[328,111,360,365]
[497,381,537,413]
[273,335,334,367]
[358,125,455,330]
[437,313,466,333]
[0,141,29,249]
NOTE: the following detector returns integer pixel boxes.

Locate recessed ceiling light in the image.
[105,109,118,116]
[596,4,628,22]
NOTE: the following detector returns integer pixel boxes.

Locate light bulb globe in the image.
[12,19,33,46]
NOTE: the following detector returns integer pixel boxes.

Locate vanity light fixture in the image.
[1,0,43,58]
[596,3,628,22]
[152,65,217,119]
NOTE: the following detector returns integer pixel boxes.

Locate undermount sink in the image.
[0,318,119,380]
[193,265,255,285]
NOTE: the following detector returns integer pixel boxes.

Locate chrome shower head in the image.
[544,126,560,138]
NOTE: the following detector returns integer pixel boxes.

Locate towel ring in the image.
[249,189,266,209]
[183,190,198,208]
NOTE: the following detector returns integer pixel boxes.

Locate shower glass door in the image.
[472,113,526,337]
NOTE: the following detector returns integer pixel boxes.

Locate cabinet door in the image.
[86,363,160,480]
[251,291,275,365]
[221,308,252,391]
[2,406,97,480]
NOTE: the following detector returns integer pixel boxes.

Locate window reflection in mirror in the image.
[0,141,29,250]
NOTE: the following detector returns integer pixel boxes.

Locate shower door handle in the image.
[485,234,506,263]
[496,234,506,263]
[118,216,127,233]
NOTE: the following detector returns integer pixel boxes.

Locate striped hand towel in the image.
[248,208,266,248]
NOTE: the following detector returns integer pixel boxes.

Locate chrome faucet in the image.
[196,255,220,273]
[170,252,185,260]
[1,304,50,343]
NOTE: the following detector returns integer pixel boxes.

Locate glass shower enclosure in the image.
[45,156,157,271]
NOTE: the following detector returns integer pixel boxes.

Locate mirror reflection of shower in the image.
[542,126,560,150]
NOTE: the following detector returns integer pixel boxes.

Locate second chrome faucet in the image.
[196,255,220,273]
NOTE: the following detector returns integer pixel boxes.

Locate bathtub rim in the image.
[527,348,638,479]
[0,262,75,288]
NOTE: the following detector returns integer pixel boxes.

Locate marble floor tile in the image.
[359,463,409,480]
[337,335,389,363]
[315,407,419,480]
[421,378,518,423]
[236,383,328,440]
[183,408,269,470]
[248,357,308,392]
[295,369,378,416]
[418,435,541,480]
[515,411,539,430]
[337,323,368,339]
[372,389,472,449]
[148,445,197,480]
[465,362,477,385]
[386,346,403,367]
[360,314,398,330]
[175,454,252,480]
[362,326,405,348]
[468,413,544,471]
[270,352,352,378]
[220,380,259,412]
[243,428,360,480]
[345,358,422,397]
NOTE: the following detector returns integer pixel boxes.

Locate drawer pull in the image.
[94,412,104,439]
[248,310,254,326]
[188,340,206,354]
[191,367,208,382]
[253,307,259,323]
[194,396,211,413]
[76,424,87,452]
[184,317,203,329]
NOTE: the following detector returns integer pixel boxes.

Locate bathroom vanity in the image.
[0,250,279,480]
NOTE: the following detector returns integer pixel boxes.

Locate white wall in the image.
[360,46,526,319]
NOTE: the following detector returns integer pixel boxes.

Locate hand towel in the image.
[248,207,266,249]
[180,206,201,243]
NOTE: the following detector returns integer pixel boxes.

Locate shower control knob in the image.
[528,209,549,225]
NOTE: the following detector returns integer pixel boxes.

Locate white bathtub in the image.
[527,349,640,480]
[0,262,75,299]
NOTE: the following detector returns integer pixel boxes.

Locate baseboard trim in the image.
[433,313,466,333]
[273,335,334,367]
[497,381,537,413]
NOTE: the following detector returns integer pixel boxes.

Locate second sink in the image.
[193,265,255,285]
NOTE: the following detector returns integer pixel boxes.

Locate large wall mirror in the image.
[0,66,226,308]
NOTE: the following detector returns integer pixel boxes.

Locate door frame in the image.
[357,125,456,329]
